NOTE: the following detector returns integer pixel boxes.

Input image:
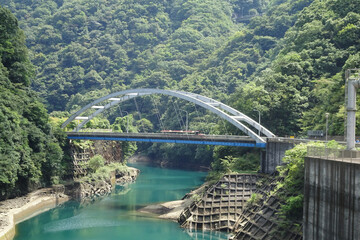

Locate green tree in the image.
[0,6,65,199]
[88,154,105,173]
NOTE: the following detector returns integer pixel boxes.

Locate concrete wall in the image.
[304,157,360,240]
[261,139,294,173]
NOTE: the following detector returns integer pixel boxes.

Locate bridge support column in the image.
[261,139,295,174]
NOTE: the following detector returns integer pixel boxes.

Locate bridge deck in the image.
[66,132,266,148]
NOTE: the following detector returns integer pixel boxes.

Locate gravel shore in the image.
[0,188,69,240]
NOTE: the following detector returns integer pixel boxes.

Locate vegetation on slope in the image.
[205,146,260,183]
[229,0,360,136]
[80,154,128,183]
[2,0,259,111]
[270,141,345,236]
[0,6,67,200]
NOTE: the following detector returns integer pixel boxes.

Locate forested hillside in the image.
[1,0,267,112]
[0,0,272,167]
[1,0,360,170]
[0,7,67,200]
[229,0,360,136]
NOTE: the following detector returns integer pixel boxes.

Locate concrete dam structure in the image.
[304,148,360,240]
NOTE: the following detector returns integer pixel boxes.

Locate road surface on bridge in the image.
[66,132,267,148]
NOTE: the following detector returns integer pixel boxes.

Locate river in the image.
[13,163,230,240]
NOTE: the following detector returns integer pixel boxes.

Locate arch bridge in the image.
[62,89,298,173]
[62,88,275,144]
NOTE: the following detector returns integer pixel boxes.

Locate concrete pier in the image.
[304,157,360,240]
[261,138,295,174]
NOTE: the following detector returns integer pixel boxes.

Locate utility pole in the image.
[180,109,188,133]
[253,109,261,136]
[123,111,129,133]
[346,69,360,150]
[325,113,329,141]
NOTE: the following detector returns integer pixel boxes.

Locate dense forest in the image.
[1,0,360,200]
[0,7,67,200]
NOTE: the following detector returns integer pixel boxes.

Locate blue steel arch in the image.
[61,89,275,143]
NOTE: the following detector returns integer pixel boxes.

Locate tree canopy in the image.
[0,6,65,200]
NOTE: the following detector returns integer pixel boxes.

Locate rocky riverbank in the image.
[65,167,140,199]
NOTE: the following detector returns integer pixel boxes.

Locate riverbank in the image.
[0,188,69,240]
[65,166,140,199]
[0,166,140,240]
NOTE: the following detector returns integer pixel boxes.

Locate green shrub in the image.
[280,194,304,220]
[80,162,128,182]
[88,155,105,173]
[108,163,128,175]
[247,193,263,207]
[191,193,202,202]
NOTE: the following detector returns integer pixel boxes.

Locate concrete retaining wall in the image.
[304,157,360,240]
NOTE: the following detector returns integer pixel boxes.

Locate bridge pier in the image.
[260,138,295,174]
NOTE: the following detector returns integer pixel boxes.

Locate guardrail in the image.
[307,146,360,163]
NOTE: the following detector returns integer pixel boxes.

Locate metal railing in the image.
[79,128,113,132]
[307,146,360,163]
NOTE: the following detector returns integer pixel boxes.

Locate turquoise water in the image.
[14,164,230,240]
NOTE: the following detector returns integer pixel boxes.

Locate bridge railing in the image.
[79,128,113,132]
[307,146,360,163]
